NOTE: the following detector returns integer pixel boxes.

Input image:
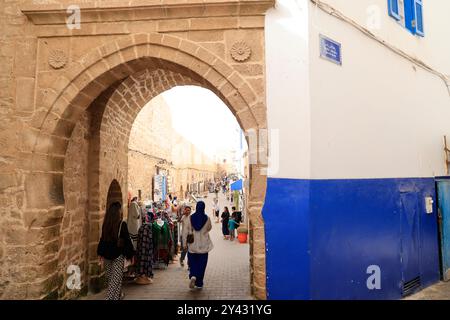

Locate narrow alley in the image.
[87,192,252,300]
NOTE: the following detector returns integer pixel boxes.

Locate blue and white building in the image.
[262,0,450,299]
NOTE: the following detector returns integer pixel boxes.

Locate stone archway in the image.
[22,32,268,299]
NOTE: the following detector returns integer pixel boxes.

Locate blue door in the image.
[400,192,421,292]
[437,179,450,281]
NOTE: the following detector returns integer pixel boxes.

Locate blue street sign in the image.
[320,34,342,65]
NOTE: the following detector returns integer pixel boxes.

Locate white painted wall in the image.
[308,0,450,179]
[316,0,450,74]
[265,0,450,180]
[265,0,311,180]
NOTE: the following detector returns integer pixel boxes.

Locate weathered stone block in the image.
[190,17,239,30]
[188,30,225,42]
[159,19,190,33]
[24,207,64,229]
[0,173,17,191]
[15,77,35,113]
[25,173,64,209]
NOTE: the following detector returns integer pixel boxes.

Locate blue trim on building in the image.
[262,177,441,300]
[262,179,311,299]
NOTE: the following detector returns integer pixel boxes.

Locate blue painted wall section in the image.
[262,178,311,299]
[262,177,441,300]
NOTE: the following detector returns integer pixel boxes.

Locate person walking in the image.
[179,205,192,267]
[221,207,230,240]
[182,201,213,289]
[228,213,239,241]
[232,206,242,225]
[212,198,220,223]
[97,202,135,300]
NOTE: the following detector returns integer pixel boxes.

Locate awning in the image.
[231,179,243,191]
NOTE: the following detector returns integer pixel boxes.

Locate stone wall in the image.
[0,0,271,299]
[128,93,220,202]
[128,95,173,162]
[59,113,90,299]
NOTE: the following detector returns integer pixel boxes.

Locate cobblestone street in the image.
[405,281,450,300]
[88,192,252,300]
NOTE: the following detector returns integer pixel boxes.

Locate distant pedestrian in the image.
[232,206,242,225]
[214,184,219,197]
[212,199,220,223]
[182,201,213,289]
[221,207,230,240]
[97,202,135,300]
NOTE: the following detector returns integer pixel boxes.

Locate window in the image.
[388,0,401,20]
[388,0,424,37]
[414,0,425,36]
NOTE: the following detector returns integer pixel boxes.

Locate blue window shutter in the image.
[404,0,415,34]
[414,0,424,36]
[388,0,401,20]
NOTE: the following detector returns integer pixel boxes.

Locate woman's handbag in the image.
[117,221,125,248]
[186,217,194,244]
[117,221,132,269]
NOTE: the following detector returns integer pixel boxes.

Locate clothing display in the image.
[171,220,179,256]
[136,223,154,278]
[128,201,142,250]
[152,218,171,267]
[125,196,185,284]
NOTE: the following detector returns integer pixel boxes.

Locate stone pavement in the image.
[87,192,252,300]
[404,281,450,300]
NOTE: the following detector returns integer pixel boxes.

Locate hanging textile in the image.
[152,220,170,265]
[167,220,175,261]
[136,223,154,278]
[172,220,179,255]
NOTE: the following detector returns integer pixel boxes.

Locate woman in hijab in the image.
[221,206,230,240]
[182,201,213,289]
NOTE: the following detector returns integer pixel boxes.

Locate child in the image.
[228,213,238,241]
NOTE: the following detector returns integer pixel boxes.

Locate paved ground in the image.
[88,192,252,300]
[405,281,450,300]
[85,190,450,301]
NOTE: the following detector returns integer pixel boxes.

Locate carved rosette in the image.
[230,41,252,62]
[48,49,67,69]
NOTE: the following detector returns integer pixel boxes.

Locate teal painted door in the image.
[437,180,450,281]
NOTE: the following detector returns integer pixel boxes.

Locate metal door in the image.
[400,192,421,294]
[437,179,450,281]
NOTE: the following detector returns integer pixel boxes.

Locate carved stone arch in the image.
[24,32,268,300]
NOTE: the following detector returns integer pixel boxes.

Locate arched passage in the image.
[106,180,123,210]
[24,33,268,299]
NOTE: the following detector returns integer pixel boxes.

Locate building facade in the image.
[0,0,449,300]
[128,94,219,202]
